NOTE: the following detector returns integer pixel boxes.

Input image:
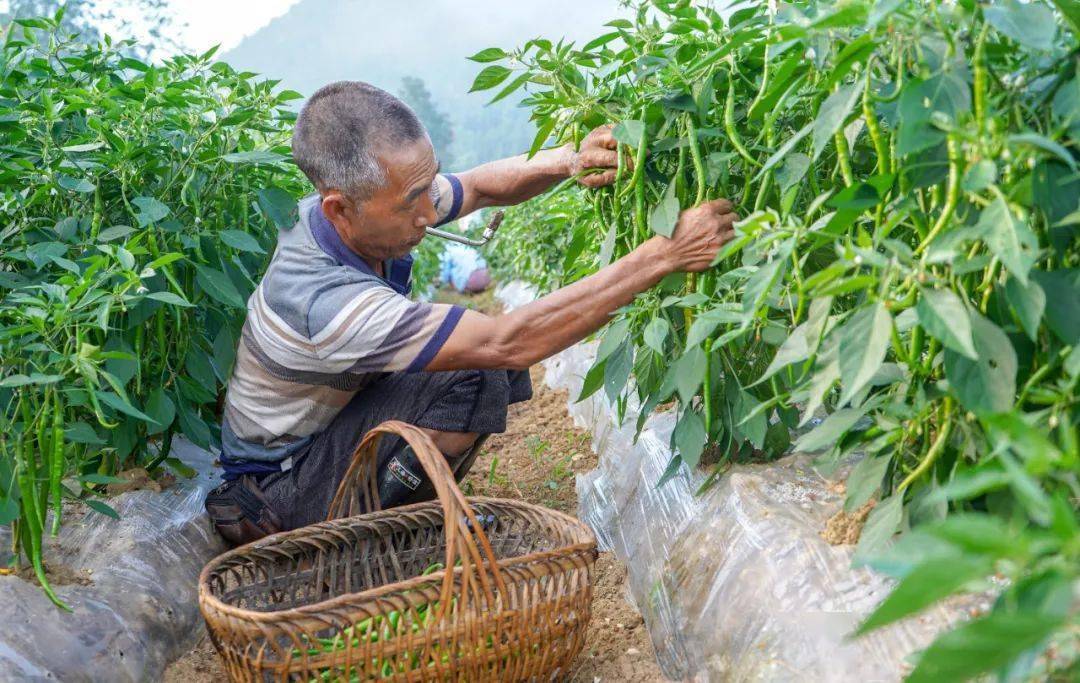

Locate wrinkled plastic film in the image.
[0,438,226,681]
[497,282,979,682]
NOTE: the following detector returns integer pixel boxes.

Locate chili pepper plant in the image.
[474,1,1079,679]
[0,13,307,606]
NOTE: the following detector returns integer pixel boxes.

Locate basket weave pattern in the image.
[199,421,598,681]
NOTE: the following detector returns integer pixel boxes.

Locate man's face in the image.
[323,137,439,262]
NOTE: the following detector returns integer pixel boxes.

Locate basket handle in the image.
[326,420,508,614]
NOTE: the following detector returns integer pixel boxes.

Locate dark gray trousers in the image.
[259,369,532,530]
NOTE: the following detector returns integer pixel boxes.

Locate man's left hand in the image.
[567,124,632,189]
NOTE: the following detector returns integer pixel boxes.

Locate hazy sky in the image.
[166,0,302,52]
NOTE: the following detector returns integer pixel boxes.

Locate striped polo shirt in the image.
[220,176,464,477]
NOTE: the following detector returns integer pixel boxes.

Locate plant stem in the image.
[898,398,954,491]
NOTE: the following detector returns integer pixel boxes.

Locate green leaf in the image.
[256,186,297,230]
[1008,133,1078,171]
[854,494,903,562]
[488,72,530,105]
[907,612,1065,683]
[195,264,247,309]
[78,473,128,485]
[686,305,742,348]
[976,194,1039,287]
[185,348,219,392]
[944,312,1017,415]
[928,469,1010,502]
[673,409,707,468]
[1004,275,1045,341]
[97,391,159,424]
[469,65,512,92]
[0,498,19,525]
[764,421,791,457]
[65,421,104,445]
[603,341,633,403]
[758,123,811,177]
[144,291,194,307]
[926,513,1021,558]
[164,456,197,478]
[596,319,630,363]
[756,296,832,385]
[897,73,971,156]
[576,358,607,402]
[961,159,997,193]
[985,0,1058,51]
[775,152,810,194]
[983,412,1063,472]
[741,245,791,320]
[1030,269,1080,343]
[611,119,645,147]
[795,407,863,452]
[176,397,212,450]
[1065,345,1080,379]
[916,287,977,360]
[528,117,557,158]
[467,47,507,63]
[1050,0,1080,40]
[145,388,175,436]
[855,556,990,635]
[643,317,670,354]
[61,141,105,153]
[132,196,169,227]
[56,174,95,193]
[220,109,256,126]
[838,303,891,406]
[673,346,705,403]
[85,499,120,519]
[812,83,861,162]
[212,326,237,383]
[219,229,266,254]
[649,180,680,238]
[801,336,841,426]
[97,225,136,242]
[844,454,892,512]
[0,373,65,388]
[221,150,286,165]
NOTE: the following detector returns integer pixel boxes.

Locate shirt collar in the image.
[307,201,413,294]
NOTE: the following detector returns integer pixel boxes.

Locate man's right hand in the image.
[652,199,739,273]
[425,197,740,373]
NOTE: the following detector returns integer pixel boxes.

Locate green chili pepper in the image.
[725,77,759,168]
[49,389,63,536]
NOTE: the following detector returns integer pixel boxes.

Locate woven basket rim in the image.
[198,495,597,625]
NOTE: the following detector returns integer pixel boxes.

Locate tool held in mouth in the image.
[425,210,504,247]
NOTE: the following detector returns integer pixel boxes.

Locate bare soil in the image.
[165,289,665,682]
[13,559,93,587]
[822,499,876,545]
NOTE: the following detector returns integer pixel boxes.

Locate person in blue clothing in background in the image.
[439,241,492,294]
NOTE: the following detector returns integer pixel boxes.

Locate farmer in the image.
[205,81,738,545]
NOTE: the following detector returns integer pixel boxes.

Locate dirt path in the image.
[165,290,665,682]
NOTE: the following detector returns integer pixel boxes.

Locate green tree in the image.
[399,75,455,168]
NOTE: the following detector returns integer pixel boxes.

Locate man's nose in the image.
[416,201,437,228]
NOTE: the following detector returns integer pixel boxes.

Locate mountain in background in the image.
[221,0,622,169]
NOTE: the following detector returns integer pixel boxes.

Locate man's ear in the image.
[321,191,353,227]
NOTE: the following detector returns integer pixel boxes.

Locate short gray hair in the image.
[291,81,426,200]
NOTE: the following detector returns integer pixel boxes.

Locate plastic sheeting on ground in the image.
[0,437,225,681]
[496,281,975,682]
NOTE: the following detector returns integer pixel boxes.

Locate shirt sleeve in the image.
[307,283,464,374]
[432,172,464,227]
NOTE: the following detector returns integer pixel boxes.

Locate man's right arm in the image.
[425,199,738,372]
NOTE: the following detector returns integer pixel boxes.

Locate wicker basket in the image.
[198,420,598,682]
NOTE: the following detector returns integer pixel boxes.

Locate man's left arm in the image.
[433,125,626,224]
